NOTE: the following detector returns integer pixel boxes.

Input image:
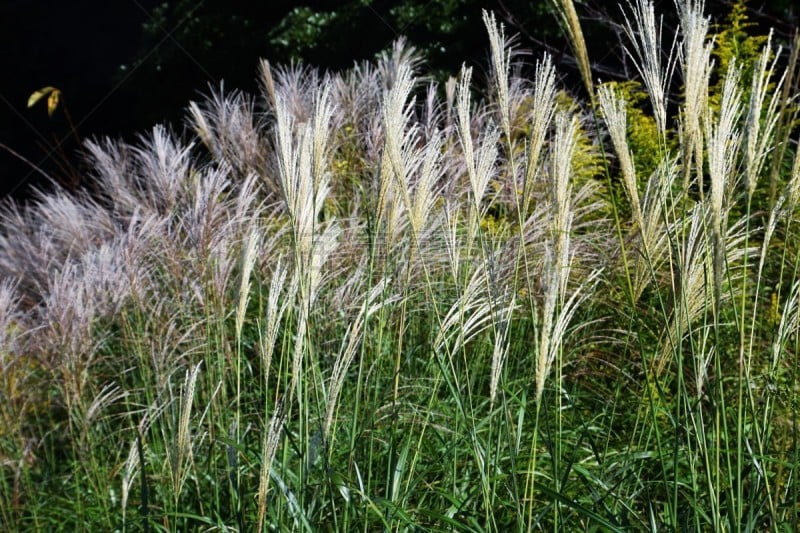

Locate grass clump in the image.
[1,1,800,530]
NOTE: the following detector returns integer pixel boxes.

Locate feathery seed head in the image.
[552,0,594,98]
[621,0,676,137]
[706,61,742,232]
[598,84,643,227]
[482,10,512,137]
[745,32,784,199]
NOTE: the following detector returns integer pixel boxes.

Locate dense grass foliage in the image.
[2,1,800,529]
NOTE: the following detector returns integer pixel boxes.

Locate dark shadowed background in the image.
[1,0,796,200]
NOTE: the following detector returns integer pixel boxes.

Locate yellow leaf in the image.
[47,89,61,117]
[27,86,56,108]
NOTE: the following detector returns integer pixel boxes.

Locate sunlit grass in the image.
[1,1,800,530]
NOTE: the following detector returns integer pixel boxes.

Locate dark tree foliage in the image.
[122,0,799,125]
[140,1,798,65]
[1,0,796,198]
[123,0,559,128]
